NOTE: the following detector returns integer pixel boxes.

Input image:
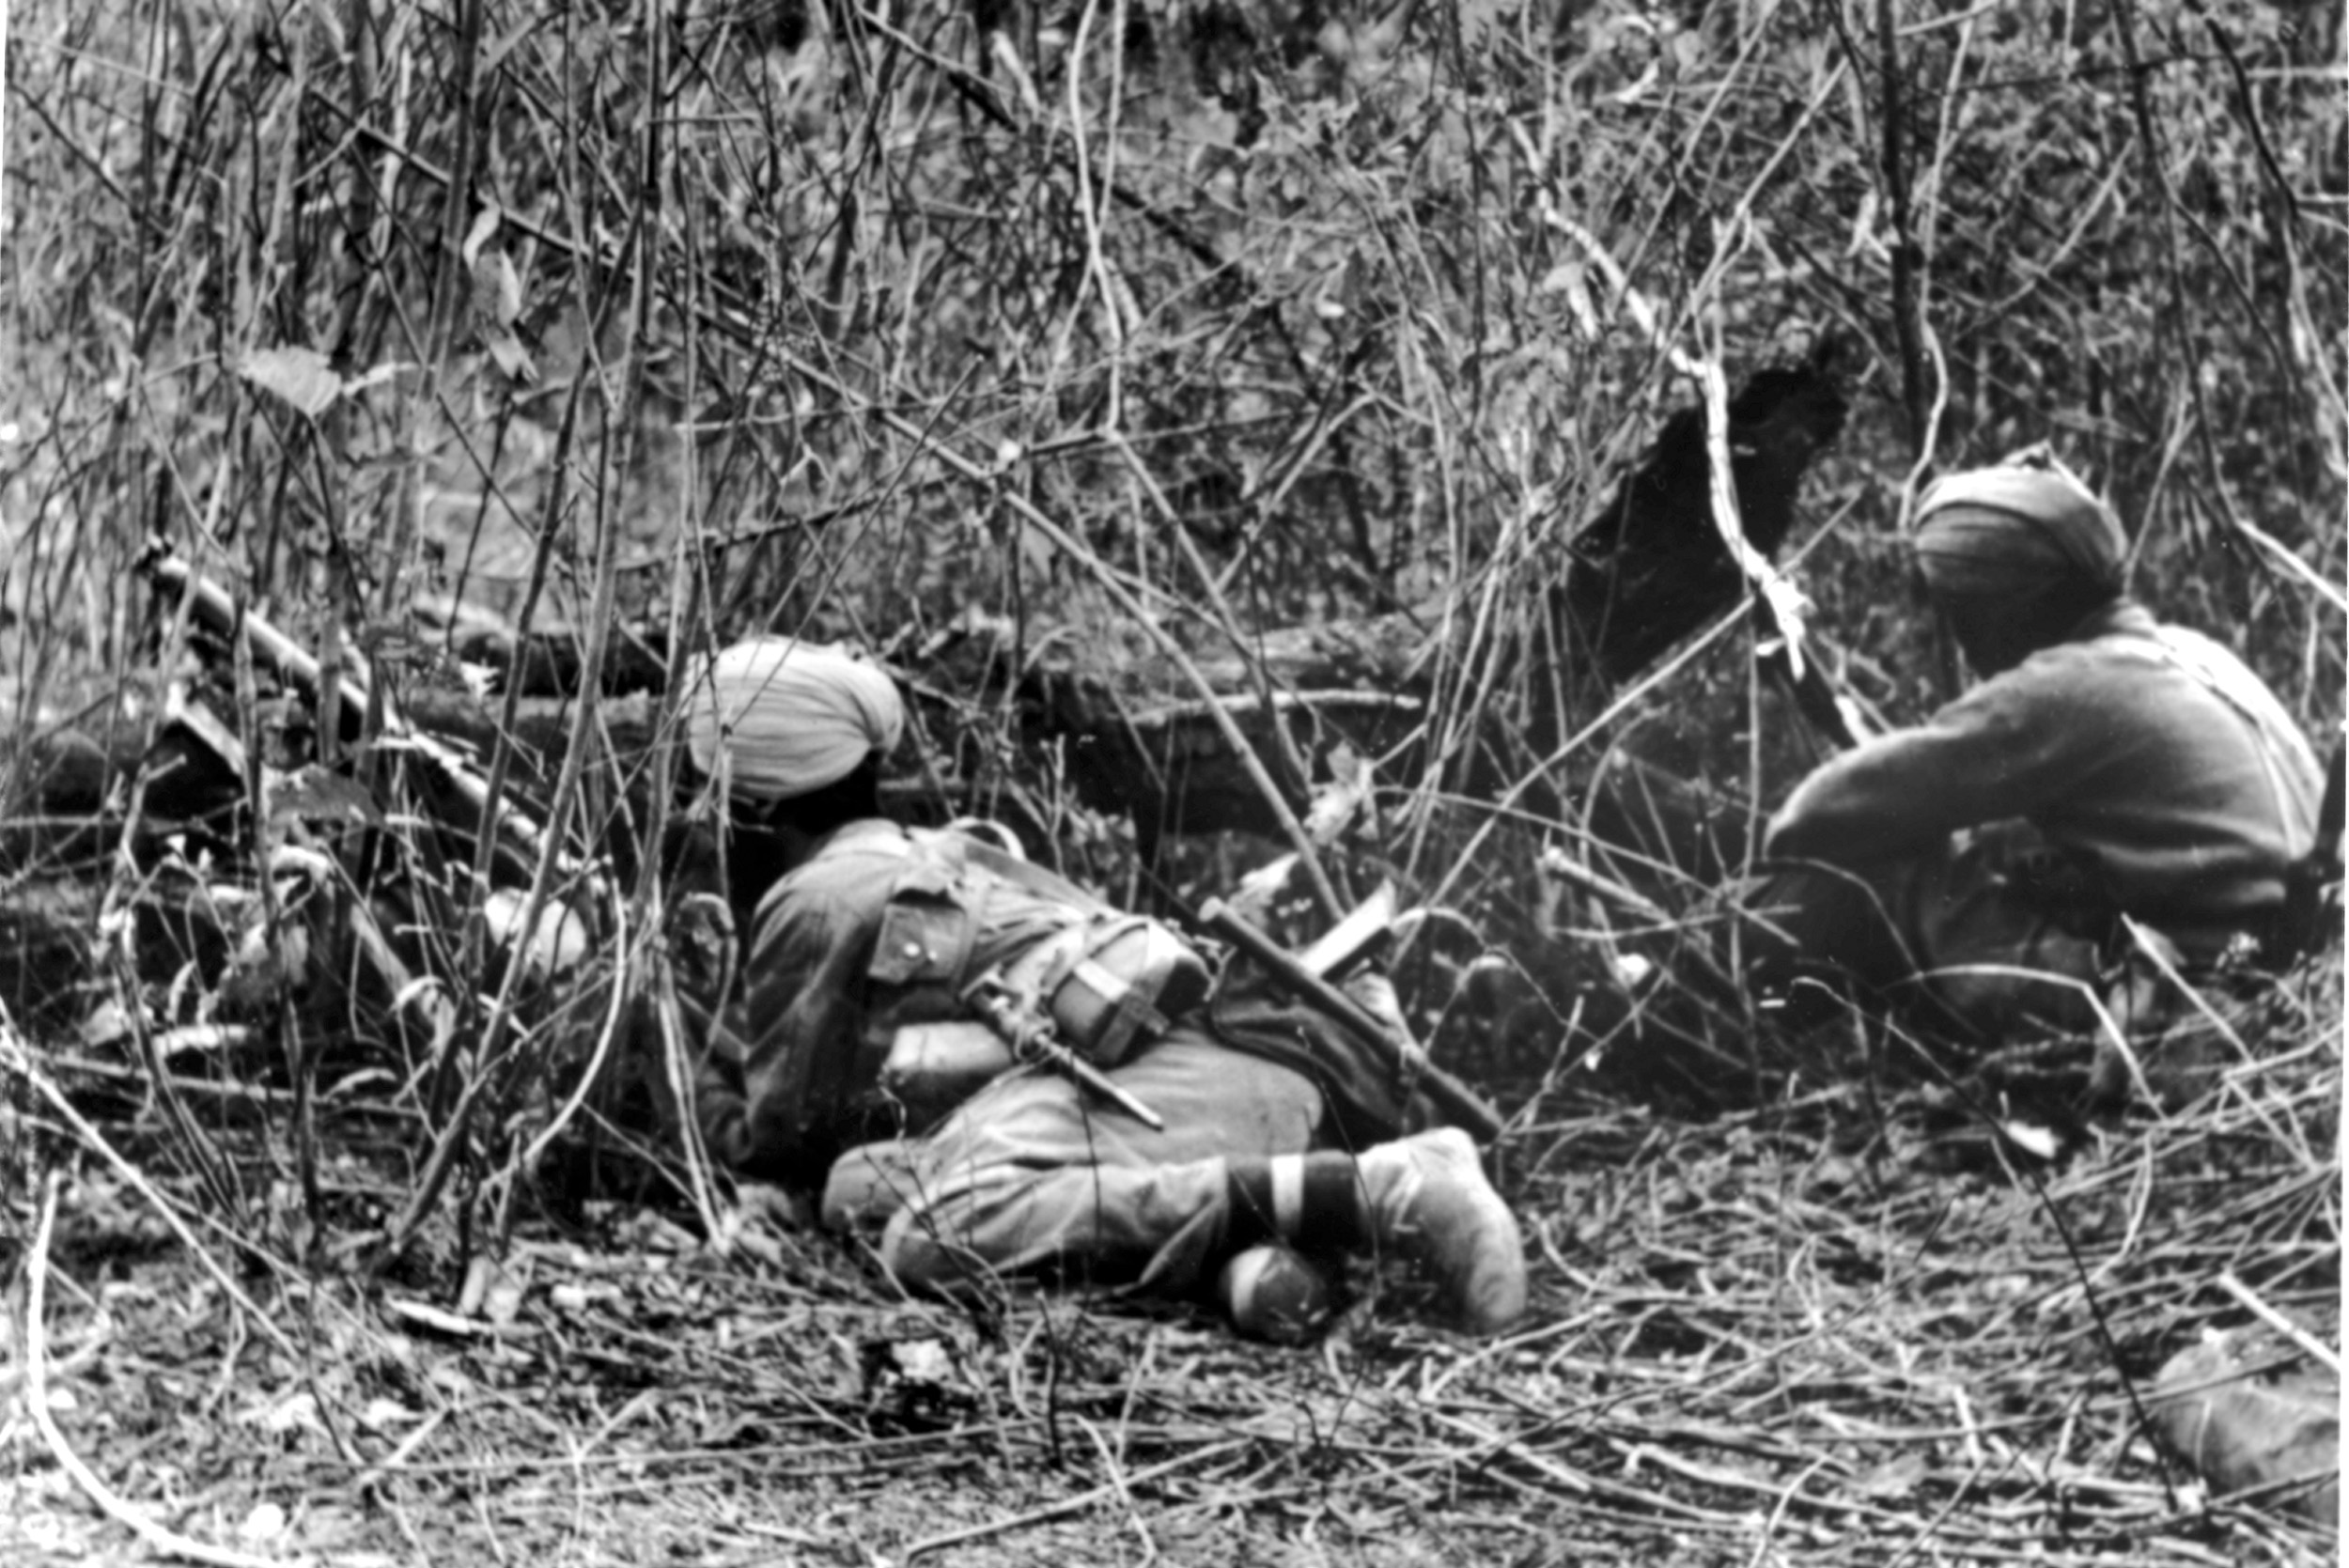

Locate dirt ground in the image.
[3,1000,2339,1568]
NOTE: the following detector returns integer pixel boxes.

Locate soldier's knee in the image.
[821,1141,918,1235]
[878,1203,993,1296]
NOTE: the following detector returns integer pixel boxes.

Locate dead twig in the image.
[22,1174,300,1568]
[900,1438,1249,1561]
[0,1017,302,1363]
[2215,1272,2342,1378]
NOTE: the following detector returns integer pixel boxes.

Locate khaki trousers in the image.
[823,1030,1326,1298]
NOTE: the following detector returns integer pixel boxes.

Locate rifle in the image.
[142,547,582,882]
[2273,734,2346,964]
[960,971,1166,1131]
[1199,898,1507,1143]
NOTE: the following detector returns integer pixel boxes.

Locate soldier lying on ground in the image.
[1745,454,2324,1055]
[677,635,1527,1341]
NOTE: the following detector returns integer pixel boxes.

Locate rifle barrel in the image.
[1200,900,1506,1143]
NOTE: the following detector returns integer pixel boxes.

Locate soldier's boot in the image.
[1356,1127,1528,1335]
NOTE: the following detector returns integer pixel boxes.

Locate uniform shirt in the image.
[1766,602,2321,934]
[694,820,1418,1186]
[695,820,1106,1185]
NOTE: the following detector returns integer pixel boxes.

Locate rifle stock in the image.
[2275,735,2346,962]
[1199,899,1506,1143]
[143,547,583,881]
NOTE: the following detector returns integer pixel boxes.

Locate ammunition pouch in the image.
[1021,914,1215,1067]
[868,884,978,992]
[2264,855,2342,969]
[863,834,1213,1124]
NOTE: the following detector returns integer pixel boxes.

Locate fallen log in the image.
[1020,347,1849,846]
[61,352,1843,877]
[146,551,583,882]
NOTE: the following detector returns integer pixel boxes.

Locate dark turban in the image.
[1912,466,2128,605]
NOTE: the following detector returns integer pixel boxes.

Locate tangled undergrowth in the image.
[3,952,2337,1567]
[1,1,2341,1562]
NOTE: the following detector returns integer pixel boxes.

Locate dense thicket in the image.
[0,0,2341,1190]
[0,15,2341,1560]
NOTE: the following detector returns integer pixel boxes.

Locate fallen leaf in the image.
[426,1360,476,1397]
[268,766,384,831]
[238,1389,320,1436]
[1224,853,1299,924]
[1303,744,1375,846]
[240,346,343,418]
[1999,1120,2063,1161]
[79,1001,135,1048]
[357,1398,418,1433]
[1852,1452,1929,1498]
[239,1501,287,1543]
[459,1253,531,1327]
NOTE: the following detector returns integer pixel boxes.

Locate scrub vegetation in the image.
[0,1,2340,1562]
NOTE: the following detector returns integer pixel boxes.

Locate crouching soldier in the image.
[1748,456,2324,1063]
[681,636,1527,1341]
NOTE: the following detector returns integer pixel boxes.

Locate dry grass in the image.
[4,955,2337,1566]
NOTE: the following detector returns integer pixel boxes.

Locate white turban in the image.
[681,637,905,806]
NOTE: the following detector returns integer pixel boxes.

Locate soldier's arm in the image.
[697,881,884,1184]
[1765,666,2088,865]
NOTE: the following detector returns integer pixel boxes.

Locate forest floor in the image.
[3,969,2340,1568]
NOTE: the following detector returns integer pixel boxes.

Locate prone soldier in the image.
[680,636,1528,1342]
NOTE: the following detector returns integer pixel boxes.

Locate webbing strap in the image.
[908,825,1110,914]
